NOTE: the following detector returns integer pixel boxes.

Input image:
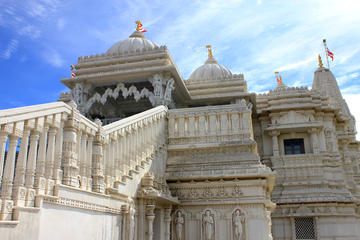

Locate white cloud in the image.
[277,57,314,72]
[337,72,359,86]
[42,48,64,67]
[57,18,65,31]
[341,85,360,94]
[1,39,19,59]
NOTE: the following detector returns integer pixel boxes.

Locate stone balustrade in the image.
[102,105,168,188]
[168,103,252,146]
[0,102,168,221]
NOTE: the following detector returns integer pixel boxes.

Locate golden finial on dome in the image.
[318,54,323,67]
[275,71,282,85]
[135,21,141,31]
[135,20,147,32]
[206,45,213,58]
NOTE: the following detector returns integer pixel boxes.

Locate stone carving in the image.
[174,210,184,240]
[232,209,245,240]
[85,83,154,111]
[151,73,163,97]
[164,78,175,105]
[71,83,90,113]
[150,73,175,107]
[202,210,215,240]
[83,73,175,112]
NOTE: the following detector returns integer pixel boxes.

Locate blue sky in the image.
[0,0,359,138]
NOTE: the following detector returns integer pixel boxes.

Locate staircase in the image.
[0,101,168,230]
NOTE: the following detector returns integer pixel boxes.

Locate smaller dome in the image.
[188,56,232,81]
[106,31,159,55]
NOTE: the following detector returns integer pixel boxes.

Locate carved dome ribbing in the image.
[188,56,232,81]
[106,31,159,55]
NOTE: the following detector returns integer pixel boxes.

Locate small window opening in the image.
[284,138,305,155]
[294,217,316,240]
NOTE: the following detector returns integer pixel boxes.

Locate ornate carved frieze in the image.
[169,179,246,203]
[43,196,122,214]
[272,203,360,218]
[78,73,175,114]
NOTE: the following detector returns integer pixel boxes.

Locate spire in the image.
[205,45,218,64]
[312,65,353,119]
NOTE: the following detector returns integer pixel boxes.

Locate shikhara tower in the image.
[0,24,359,240]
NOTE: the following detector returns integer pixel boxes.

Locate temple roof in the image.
[106,31,159,55]
[188,55,232,82]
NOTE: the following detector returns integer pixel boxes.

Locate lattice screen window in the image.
[294,217,316,240]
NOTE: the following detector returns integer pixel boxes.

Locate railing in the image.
[0,102,167,221]
[168,103,252,146]
[102,106,167,188]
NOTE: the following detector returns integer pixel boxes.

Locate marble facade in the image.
[0,28,359,240]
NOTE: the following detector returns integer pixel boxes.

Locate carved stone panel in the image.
[202,209,215,240]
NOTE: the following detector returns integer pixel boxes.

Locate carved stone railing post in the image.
[0,133,20,220]
[86,135,93,191]
[62,111,79,187]
[53,121,64,184]
[0,127,9,187]
[80,132,88,189]
[35,122,49,195]
[13,123,31,206]
[164,207,172,240]
[25,129,40,207]
[146,202,156,240]
[45,126,57,195]
[92,120,105,193]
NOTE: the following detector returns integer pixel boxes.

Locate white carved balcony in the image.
[167,103,253,150]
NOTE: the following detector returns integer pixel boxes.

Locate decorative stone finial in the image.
[318,55,323,67]
[135,20,146,33]
[205,45,218,64]
[275,72,282,85]
[206,45,213,58]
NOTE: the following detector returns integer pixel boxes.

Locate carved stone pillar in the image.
[146,201,156,240]
[270,131,280,157]
[62,113,79,187]
[0,134,19,220]
[45,127,57,195]
[86,136,93,191]
[53,122,64,184]
[25,130,40,206]
[121,205,129,240]
[13,125,31,206]
[0,130,8,186]
[309,128,319,154]
[92,120,105,193]
[80,132,88,190]
[35,124,49,194]
[164,207,172,240]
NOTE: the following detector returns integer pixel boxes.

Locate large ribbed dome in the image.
[188,55,232,81]
[106,31,159,55]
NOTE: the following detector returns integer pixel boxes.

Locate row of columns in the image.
[0,116,66,220]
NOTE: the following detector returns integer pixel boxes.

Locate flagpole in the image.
[323,39,330,69]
